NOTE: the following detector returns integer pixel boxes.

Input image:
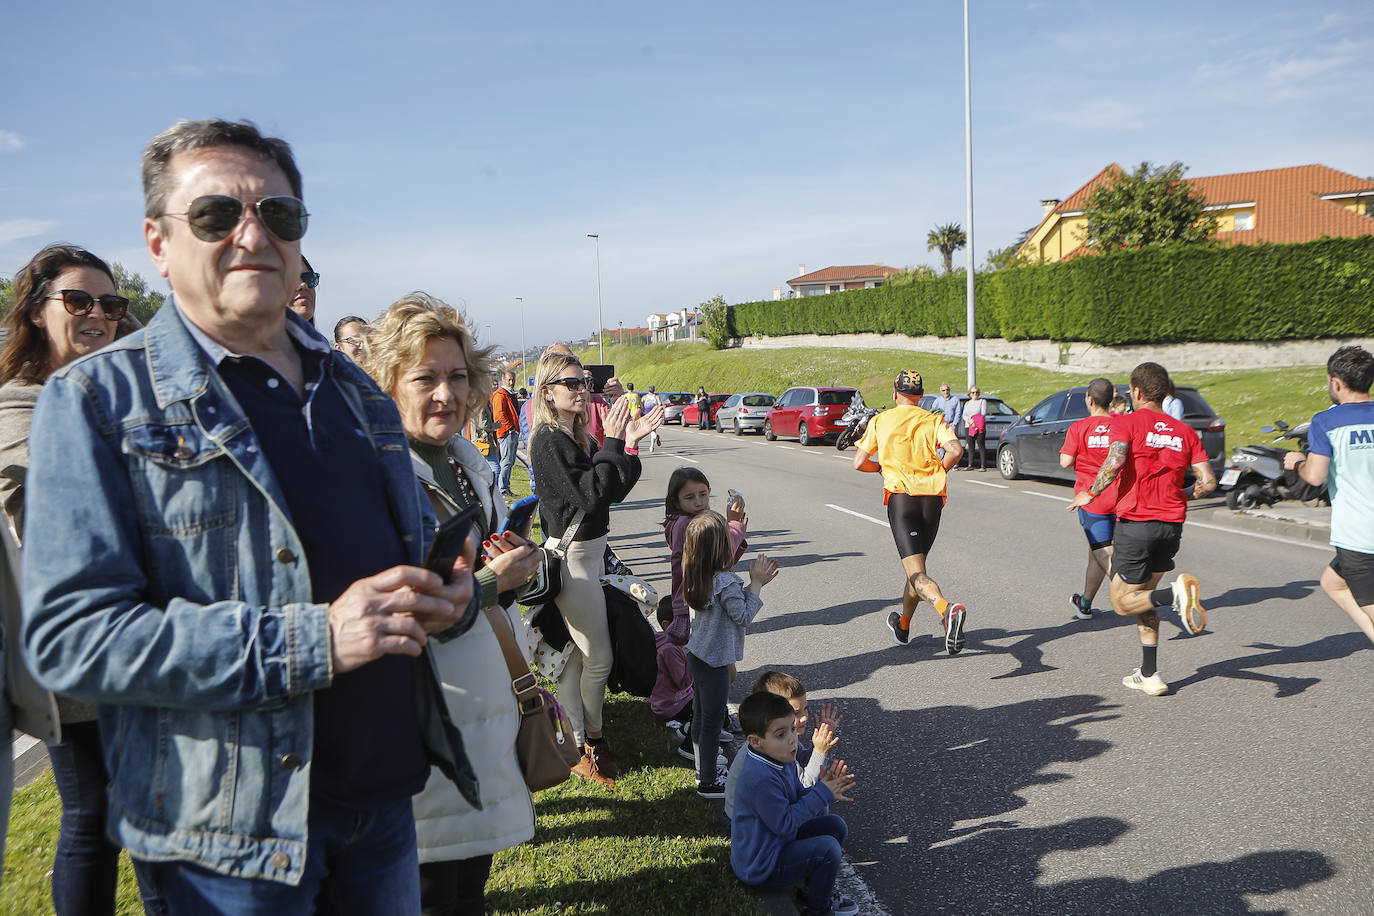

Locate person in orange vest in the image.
[492,369,521,498]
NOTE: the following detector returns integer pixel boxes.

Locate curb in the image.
[1195,504,1331,546]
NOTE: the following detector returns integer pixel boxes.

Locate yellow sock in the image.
[935,598,949,618]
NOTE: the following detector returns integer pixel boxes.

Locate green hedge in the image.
[728,236,1374,345]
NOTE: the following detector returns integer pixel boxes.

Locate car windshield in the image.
[710,395,730,405]
[1176,388,1216,419]
[818,390,854,406]
[665,393,693,405]
[986,399,1017,416]
[742,395,774,407]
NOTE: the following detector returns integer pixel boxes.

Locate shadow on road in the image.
[1204,579,1320,612]
[748,691,1335,914]
[1168,632,1368,697]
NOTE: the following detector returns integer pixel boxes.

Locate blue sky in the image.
[2,1,1371,352]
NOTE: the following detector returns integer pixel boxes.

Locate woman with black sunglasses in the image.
[0,244,162,915]
[529,350,662,787]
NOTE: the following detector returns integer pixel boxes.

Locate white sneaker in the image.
[1122,667,1168,696]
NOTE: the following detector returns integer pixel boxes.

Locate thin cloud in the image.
[0,218,58,247]
[0,130,22,153]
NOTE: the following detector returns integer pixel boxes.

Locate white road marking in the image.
[1184,519,1331,552]
[826,504,888,527]
[1023,490,1072,502]
[11,733,38,760]
[657,452,698,463]
[966,479,1009,489]
[775,445,796,450]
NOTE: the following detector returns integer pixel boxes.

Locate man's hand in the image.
[328,554,475,674]
[852,448,880,473]
[821,759,856,802]
[1067,490,1094,511]
[1283,449,1306,471]
[1189,461,1218,500]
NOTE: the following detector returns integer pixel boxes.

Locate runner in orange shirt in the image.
[852,369,968,654]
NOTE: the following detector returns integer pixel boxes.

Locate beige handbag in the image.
[484,606,581,791]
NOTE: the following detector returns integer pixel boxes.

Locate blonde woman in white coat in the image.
[364,293,543,916]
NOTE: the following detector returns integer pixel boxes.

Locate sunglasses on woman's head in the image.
[161,195,309,243]
[47,290,129,321]
[548,377,589,391]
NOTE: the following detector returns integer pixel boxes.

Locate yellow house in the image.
[1020,163,1374,263]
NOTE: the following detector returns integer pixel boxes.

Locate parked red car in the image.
[764,386,859,445]
[682,394,732,428]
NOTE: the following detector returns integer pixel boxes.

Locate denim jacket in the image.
[20,303,479,885]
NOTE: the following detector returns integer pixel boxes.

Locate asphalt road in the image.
[611,422,1371,916]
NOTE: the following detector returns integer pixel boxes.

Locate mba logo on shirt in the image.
[1146,431,1184,452]
[1351,428,1374,448]
[1088,434,1111,449]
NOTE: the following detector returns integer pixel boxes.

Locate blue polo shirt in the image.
[179,307,428,807]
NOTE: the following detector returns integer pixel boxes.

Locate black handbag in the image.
[604,580,660,697]
[517,508,584,607]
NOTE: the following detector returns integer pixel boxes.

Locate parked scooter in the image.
[1220,419,1329,510]
[835,392,880,451]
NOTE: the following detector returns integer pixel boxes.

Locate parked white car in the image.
[715,392,777,435]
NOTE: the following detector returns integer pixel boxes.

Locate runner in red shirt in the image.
[1058,378,1119,621]
[1068,362,1217,697]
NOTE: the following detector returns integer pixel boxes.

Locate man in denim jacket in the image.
[20,119,479,914]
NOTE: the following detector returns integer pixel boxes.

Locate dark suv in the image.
[997,384,1225,481]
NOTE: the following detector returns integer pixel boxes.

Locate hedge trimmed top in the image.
[714,236,1374,347]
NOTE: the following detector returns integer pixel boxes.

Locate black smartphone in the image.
[497,494,539,537]
[423,502,481,583]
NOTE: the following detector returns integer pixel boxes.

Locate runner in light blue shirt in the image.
[1285,345,1374,643]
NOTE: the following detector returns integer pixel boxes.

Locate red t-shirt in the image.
[1110,408,1207,523]
[1060,415,1119,514]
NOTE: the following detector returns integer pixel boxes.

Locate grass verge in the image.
[582,340,1332,451]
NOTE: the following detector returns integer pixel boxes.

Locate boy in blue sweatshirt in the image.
[730,692,858,916]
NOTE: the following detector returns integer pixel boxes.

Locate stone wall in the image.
[738,332,1374,374]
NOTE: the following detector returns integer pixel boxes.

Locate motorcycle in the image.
[1220,419,1329,510]
[835,392,879,451]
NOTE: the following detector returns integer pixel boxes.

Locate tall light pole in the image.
[963,0,978,391]
[587,233,603,362]
[515,297,526,385]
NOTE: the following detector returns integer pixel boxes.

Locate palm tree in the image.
[926,222,968,275]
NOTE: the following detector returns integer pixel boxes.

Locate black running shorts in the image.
[887,492,944,559]
[1110,519,1182,585]
[1331,547,1374,607]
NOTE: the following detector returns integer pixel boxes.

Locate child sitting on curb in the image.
[731,691,858,916]
[724,671,841,821]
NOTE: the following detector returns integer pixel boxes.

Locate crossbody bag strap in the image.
[547,507,586,556]
[483,606,543,717]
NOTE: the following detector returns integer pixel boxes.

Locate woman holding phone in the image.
[530,350,662,787]
[362,293,542,916]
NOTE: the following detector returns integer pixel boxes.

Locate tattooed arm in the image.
[1067,440,1127,510]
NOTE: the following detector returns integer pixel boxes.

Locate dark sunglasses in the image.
[162,195,309,243]
[47,290,129,321]
[300,271,320,289]
[547,376,589,391]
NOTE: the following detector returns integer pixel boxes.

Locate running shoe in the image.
[1172,574,1207,635]
[945,604,967,656]
[1070,594,1093,620]
[1122,668,1169,696]
[887,610,911,646]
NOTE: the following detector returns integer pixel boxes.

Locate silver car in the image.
[659,392,694,424]
[716,392,777,435]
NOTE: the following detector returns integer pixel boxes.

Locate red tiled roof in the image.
[1033,163,1374,249]
[787,264,899,285]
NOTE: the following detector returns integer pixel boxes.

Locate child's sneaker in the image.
[831,895,859,916]
[682,737,726,767]
[696,764,728,798]
[1070,593,1093,620]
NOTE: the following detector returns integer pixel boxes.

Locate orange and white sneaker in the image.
[1172,574,1206,635]
[944,604,967,656]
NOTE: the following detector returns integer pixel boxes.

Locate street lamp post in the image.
[588,233,603,363]
[515,297,526,386]
[963,0,978,391]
